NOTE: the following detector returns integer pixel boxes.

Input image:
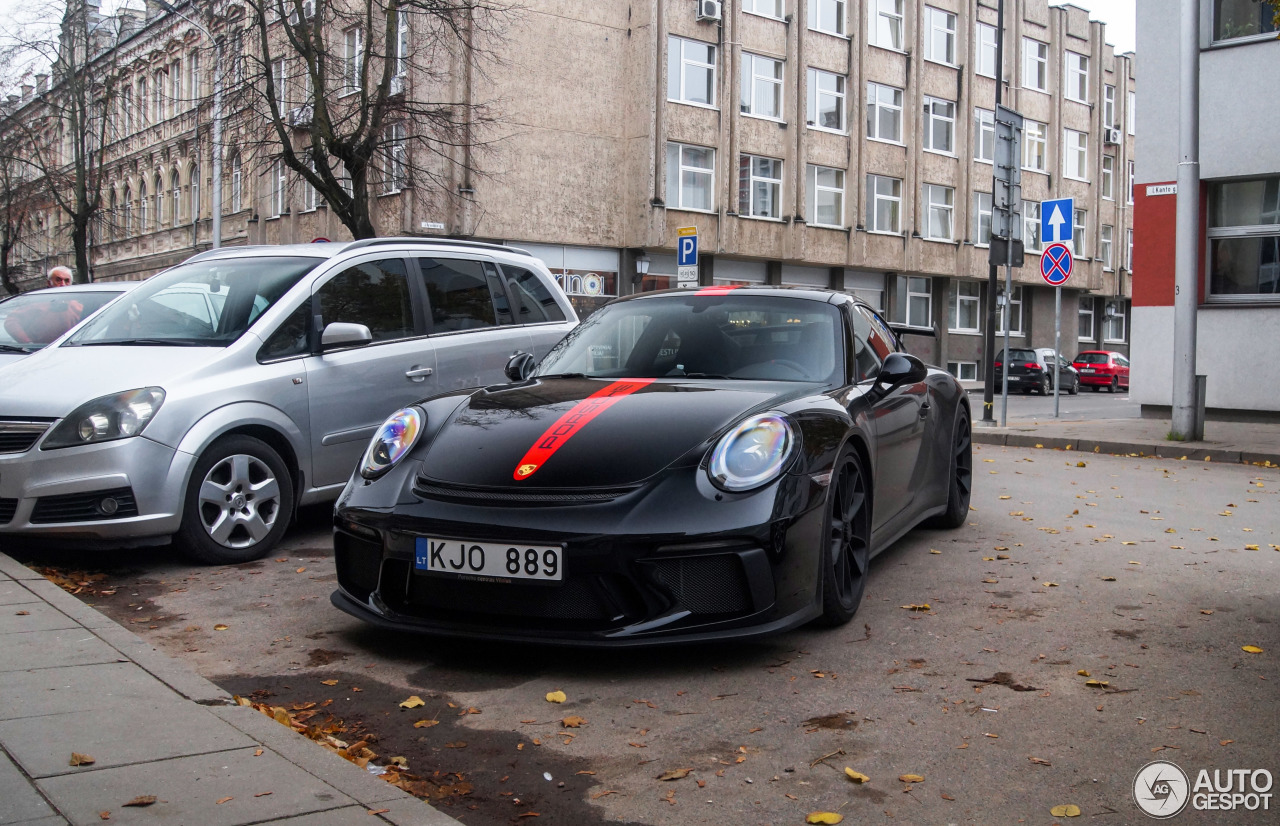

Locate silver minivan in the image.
[0,239,577,563]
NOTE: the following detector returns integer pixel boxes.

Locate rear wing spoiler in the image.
[889,323,937,339]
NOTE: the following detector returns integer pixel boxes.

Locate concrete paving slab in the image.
[90,625,231,705]
[0,662,183,722]
[0,629,124,674]
[267,808,392,826]
[17,581,116,632]
[0,604,78,636]
[364,796,467,826]
[6,818,68,826]
[0,556,41,581]
[0,751,56,825]
[0,581,38,607]
[36,747,356,826]
[0,701,255,779]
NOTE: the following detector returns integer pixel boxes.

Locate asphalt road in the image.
[980,382,1138,422]
[12,444,1280,825]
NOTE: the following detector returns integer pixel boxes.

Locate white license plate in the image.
[414,537,563,582]
[1079,368,1095,373]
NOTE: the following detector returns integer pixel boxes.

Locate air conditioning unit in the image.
[287,104,313,127]
[1104,127,1122,145]
[696,0,722,22]
[390,73,406,96]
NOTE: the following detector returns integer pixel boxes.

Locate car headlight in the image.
[42,387,166,450]
[360,407,424,480]
[707,413,795,492]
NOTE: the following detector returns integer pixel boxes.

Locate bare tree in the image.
[229,0,505,239]
[0,148,36,295]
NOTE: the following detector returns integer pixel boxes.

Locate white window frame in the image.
[1065,51,1089,103]
[1127,90,1136,135]
[667,36,717,108]
[900,276,932,328]
[272,58,287,112]
[171,170,181,227]
[973,191,993,246]
[1072,208,1087,258]
[869,0,905,51]
[394,11,410,78]
[740,52,784,121]
[1063,128,1089,181]
[809,0,847,37]
[807,164,845,228]
[924,6,957,66]
[154,175,164,227]
[1126,228,1134,270]
[807,68,846,133]
[1023,38,1048,92]
[1103,84,1116,127]
[190,165,200,220]
[1101,155,1115,200]
[187,51,200,102]
[383,122,406,194]
[922,96,955,155]
[665,142,715,212]
[1023,201,1042,252]
[1100,224,1114,270]
[1024,119,1047,172]
[947,361,978,381]
[139,179,148,230]
[1102,299,1126,343]
[170,62,182,118]
[229,153,243,213]
[923,183,954,241]
[866,82,903,143]
[975,22,998,78]
[949,280,981,333]
[739,154,783,219]
[996,285,1024,335]
[974,107,995,163]
[302,159,318,212]
[1078,296,1094,341]
[743,0,783,20]
[344,27,363,94]
[137,77,148,127]
[271,159,286,218]
[1127,160,1135,204]
[867,174,902,234]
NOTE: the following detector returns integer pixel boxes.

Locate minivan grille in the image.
[0,498,17,525]
[0,419,54,454]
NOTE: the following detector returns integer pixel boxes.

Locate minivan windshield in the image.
[66,256,320,347]
[0,288,126,351]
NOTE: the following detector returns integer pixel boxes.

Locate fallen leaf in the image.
[368,809,390,816]
[1029,757,1052,766]
[844,767,870,783]
[413,719,439,729]
[215,797,233,805]
[576,770,596,775]
[1246,545,1260,551]
[1201,610,1214,616]
[1050,804,1082,817]
[1101,576,1117,581]
[1085,679,1110,688]
[656,768,693,781]
[253,791,273,798]
[1122,541,1137,546]
[98,813,110,821]
[930,549,941,555]
[253,748,264,756]
[70,752,96,766]
[562,716,587,728]
[806,813,843,825]
[1221,740,1234,746]
[900,604,930,612]
[321,679,338,686]
[1077,669,1092,677]
[14,610,29,616]
[899,773,925,783]
[122,796,156,808]
[941,792,955,800]
[213,624,229,631]
[1242,645,1264,654]
[545,691,567,703]
[399,695,425,709]
[1042,582,1059,587]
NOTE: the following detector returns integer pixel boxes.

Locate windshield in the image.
[999,349,1037,362]
[0,289,125,351]
[1074,352,1110,364]
[66,256,320,347]
[536,294,844,383]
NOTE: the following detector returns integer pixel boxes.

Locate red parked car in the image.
[1072,350,1130,392]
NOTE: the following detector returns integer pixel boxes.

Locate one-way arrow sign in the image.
[1042,197,1074,244]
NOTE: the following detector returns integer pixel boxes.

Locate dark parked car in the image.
[332,287,973,646]
[994,347,1079,395]
[1072,350,1130,392]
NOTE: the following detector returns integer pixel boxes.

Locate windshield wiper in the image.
[72,338,213,347]
[681,372,734,379]
[537,372,590,379]
[0,343,32,353]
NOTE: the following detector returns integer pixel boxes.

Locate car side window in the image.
[483,262,515,326]
[1117,355,1130,368]
[848,306,884,382]
[259,301,312,362]
[316,258,414,343]
[417,257,502,333]
[501,265,567,323]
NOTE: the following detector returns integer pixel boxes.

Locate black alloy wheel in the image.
[1068,375,1080,395]
[1040,374,1051,395]
[1108,376,1119,393]
[927,408,973,529]
[818,447,873,626]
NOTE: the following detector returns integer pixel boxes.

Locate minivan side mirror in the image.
[505,351,536,382]
[319,322,373,352]
[876,352,928,390]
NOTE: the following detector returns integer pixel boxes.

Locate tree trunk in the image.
[72,216,91,284]
[0,237,18,295]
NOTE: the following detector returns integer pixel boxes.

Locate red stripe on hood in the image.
[513,379,656,480]
[694,284,743,296]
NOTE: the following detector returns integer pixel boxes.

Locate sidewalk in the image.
[0,553,462,826]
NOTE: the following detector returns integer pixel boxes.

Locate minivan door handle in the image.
[406,365,434,381]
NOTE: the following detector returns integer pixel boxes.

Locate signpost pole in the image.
[1053,285,1061,417]
[1002,241,1012,428]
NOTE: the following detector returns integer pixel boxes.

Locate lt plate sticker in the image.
[415,537,563,582]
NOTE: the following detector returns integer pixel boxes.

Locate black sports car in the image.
[331,287,972,646]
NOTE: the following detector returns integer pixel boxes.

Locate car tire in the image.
[925,407,972,530]
[817,446,873,627]
[178,435,295,565]
[1040,375,1051,395]
[1108,376,1119,393]
[1068,377,1079,395]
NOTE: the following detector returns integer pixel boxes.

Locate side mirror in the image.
[505,351,535,382]
[876,352,928,389]
[319,322,373,352]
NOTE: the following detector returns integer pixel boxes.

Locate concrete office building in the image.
[1132,0,1279,417]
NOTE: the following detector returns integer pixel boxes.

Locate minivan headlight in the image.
[707,413,795,492]
[360,407,424,480]
[43,388,166,450]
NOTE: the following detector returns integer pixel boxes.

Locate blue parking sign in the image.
[1041,198,1074,244]
[677,228,698,267]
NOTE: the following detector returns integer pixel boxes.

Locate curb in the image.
[971,430,1280,466]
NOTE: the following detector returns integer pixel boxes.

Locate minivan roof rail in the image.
[339,237,535,257]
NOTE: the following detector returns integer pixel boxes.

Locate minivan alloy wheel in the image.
[199,453,281,548]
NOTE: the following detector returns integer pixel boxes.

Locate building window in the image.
[1207,175,1280,297]
[667,36,716,107]
[1127,90,1136,135]
[272,59,287,112]
[190,164,200,220]
[895,276,932,328]
[866,82,903,142]
[1024,120,1047,172]
[1102,299,1127,342]
[155,174,165,227]
[1063,128,1089,181]
[666,142,714,211]
[120,85,132,135]
[187,51,200,101]
[867,174,902,234]
[807,165,845,228]
[743,0,783,19]
[171,171,181,226]
[137,77,148,127]
[1023,38,1048,92]
[122,186,132,235]
[344,27,363,92]
[271,159,286,218]
[1127,228,1134,270]
[1101,155,1115,199]
[1103,84,1116,127]
[1072,209,1087,257]
[394,11,409,77]
[809,0,847,36]
[1023,201,1042,252]
[739,155,782,219]
[922,96,955,154]
[740,53,783,120]
[973,191,993,245]
[170,63,182,117]
[807,68,846,132]
[974,108,995,163]
[924,7,957,65]
[997,285,1023,335]
[1065,51,1089,103]
[975,22,998,78]
[1078,296,1095,341]
[302,160,318,212]
[1100,224,1114,270]
[1127,160,1135,203]
[947,361,978,381]
[1213,0,1278,41]
[949,280,981,333]
[229,152,243,213]
[383,122,406,194]
[869,0,904,50]
[139,180,148,230]
[923,184,954,241]
[153,72,163,122]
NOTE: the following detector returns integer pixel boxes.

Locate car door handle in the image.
[406,365,434,381]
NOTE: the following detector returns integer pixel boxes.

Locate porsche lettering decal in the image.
[513,379,655,480]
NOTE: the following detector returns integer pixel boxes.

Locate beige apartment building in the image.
[9,0,1135,380]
